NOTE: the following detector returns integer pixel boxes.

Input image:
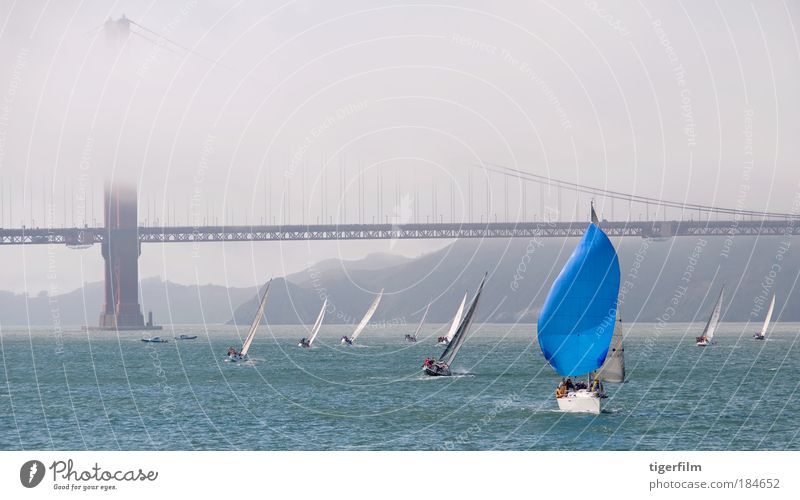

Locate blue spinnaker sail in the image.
[537,223,620,376]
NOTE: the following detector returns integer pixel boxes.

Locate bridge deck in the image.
[1,219,797,246]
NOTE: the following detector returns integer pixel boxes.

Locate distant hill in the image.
[4,235,798,328]
[0,278,257,327]
[230,235,800,325]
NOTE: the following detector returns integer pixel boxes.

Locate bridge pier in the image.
[93,182,160,331]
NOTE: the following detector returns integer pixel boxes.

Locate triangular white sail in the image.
[440,274,486,366]
[351,289,383,341]
[701,287,724,341]
[241,280,271,356]
[598,314,624,383]
[307,298,327,346]
[445,293,467,342]
[413,303,430,338]
[758,294,776,338]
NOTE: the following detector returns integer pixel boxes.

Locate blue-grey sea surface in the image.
[1,322,798,450]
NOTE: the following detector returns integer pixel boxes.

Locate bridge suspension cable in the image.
[479,162,799,220]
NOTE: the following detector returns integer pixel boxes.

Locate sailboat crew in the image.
[298,337,310,348]
[340,335,353,345]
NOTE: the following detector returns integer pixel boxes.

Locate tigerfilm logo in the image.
[20,460,46,488]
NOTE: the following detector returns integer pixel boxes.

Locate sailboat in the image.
[597,313,625,383]
[405,303,429,343]
[298,298,327,348]
[437,292,467,345]
[341,289,383,345]
[227,280,271,362]
[696,287,724,346]
[753,293,775,340]
[423,274,486,377]
[537,204,619,414]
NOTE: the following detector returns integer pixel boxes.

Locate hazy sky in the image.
[1,0,799,294]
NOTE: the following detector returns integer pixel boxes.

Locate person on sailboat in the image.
[227,346,238,356]
[341,335,353,345]
[298,337,310,348]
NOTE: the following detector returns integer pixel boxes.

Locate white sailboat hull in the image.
[227,353,249,362]
[556,389,602,414]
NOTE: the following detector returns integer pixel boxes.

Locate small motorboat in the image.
[141,336,167,343]
[175,334,198,340]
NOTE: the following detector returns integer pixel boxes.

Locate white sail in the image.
[701,287,724,341]
[307,298,327,346]
[351,289,383,341]
[598,314,624,383]
[445,293,467,342]
[758,294,776,338]
[241,280,271,356]
[440,274,486,366]
[413,303,430,338]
